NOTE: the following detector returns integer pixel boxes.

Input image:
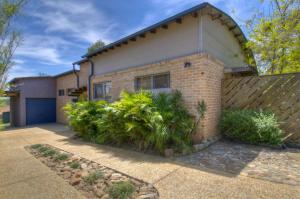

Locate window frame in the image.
[93,81,112,101]
[135,72,170,91]
[58,89,65,96]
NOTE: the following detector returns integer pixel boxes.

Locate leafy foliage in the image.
[42,149,57,157]
[65,90,201,154]
[69,161,81,169]
[83,170,104,185]
[38,146,50,153]
[30,144,42,149]
[54,153,69,161]
[64,100,107,140]
[0,0,25,88]
[220,109,284,146]
[107,181,135,199]
[87,40,105,53]
[246,0,300,74]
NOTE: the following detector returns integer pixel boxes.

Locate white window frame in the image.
[93,81,112,101]
[135,72,170,91]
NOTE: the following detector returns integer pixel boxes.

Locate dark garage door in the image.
[26,98,56,125]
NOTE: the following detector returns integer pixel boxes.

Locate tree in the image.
[246,0,300,74]
[0,0,24,89]
[87,40,105,54]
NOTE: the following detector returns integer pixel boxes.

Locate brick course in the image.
[56,73,77,124]
[91,53,224,143]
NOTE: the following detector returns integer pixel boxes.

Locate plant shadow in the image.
[31,124,267,178]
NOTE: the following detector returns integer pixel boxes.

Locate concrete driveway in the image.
[0,124,299,199]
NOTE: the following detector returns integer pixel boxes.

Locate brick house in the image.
[71,3,256,143]
[7,3,255,143]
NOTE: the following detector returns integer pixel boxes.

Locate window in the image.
[94,81,112,101]
[135,73,170,90]
[58,89,65,96]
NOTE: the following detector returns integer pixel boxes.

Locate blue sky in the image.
[9,0,267,80]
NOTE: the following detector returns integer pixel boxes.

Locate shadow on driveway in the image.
[17,123,300,186]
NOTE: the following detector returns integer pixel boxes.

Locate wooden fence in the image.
[222,73,300,143]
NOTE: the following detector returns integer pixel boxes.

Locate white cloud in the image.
[7,65,37,80]
[30,0,117,44]
[15,35,73,65]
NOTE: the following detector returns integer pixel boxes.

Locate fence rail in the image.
[222,73,300,143]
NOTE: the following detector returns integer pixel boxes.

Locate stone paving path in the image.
[178,140,300,186]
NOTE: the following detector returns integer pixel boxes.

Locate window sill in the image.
[137,88,172,94]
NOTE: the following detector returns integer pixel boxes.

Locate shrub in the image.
[151,91,195,152]
[107,181,135,199]
[83,170,104,185]
[30,144,42,149]
[54,153,69,161]
[64,100,107,139]
[65,90,198,153]
[69,162,81,169]
[98,91,163,151]
[42,149,57,157]
[220,109,284,146]
[38,146,50,153]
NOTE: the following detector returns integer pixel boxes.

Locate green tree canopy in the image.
[0,0,25,88]
[87,40,105,54]
[246,0,300,74]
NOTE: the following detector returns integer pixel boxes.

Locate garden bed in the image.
[25,144,159,199]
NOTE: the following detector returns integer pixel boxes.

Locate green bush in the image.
[65,90,199,153]
[30,144,42,149]
[42,149,57,157]
[54,153,69,161]
[38,146,50,153]
[64,100,107,139]
[107,181,135,199]
[69,161,81,169]
[83,170,103,185]
[220,109,284,146]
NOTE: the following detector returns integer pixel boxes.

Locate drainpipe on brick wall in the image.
[72,63,79,89]
[87,58,94,101]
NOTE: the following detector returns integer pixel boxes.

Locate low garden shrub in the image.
[83,170,104,185]
[65,90,204,154]
[69,161,81,169]
[42,149,57,157]
[54,153,69,161]
[107,181,135,199]
[30,144,42,149]
[64,100,107,140]
[220,109,284,146]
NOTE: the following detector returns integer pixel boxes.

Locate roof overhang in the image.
[80,2,255,70]
[72,58,88,65]
[54,69,79,78]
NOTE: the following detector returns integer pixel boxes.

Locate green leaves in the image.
[0,0,25,88]
[246,0,300,74]
[64,90,195,154]
[87,40,105,53]
[220,109,284,146]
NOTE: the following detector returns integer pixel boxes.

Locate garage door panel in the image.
[26,98,56,125]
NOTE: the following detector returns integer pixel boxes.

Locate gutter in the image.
[87,58,94,101]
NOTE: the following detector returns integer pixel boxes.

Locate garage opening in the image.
[26,98,56,125]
